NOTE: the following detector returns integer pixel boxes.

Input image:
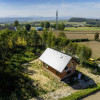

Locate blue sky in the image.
[1,0,100,18]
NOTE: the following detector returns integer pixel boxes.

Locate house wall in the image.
[60,58,77,79]
[42,58,77,80]
[42,62,61,79]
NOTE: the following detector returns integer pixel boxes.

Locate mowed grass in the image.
[31,27,36,30]
[64,27,100,31]
[78,41,100,59]
[23,59,65,95]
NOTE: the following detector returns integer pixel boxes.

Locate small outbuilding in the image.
[39,48,77,80]
[36,27,43,31]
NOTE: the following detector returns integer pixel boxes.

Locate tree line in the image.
[40,21,65,30]
[69,17,100,26]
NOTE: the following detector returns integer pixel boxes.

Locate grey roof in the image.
[0,26,17,31]
[39,48,72,73]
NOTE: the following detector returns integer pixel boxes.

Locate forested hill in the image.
[69,17,87,22]
[69,17,100,25]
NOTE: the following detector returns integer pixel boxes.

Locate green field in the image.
[24,20,86,27]
[64,27,100,31]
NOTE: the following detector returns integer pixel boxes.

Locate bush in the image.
[71,38,89,42]
[96,57,100,61]
[82,61,100,75]
[94,33,99,41]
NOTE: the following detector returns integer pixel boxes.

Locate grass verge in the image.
[59,83,100,100]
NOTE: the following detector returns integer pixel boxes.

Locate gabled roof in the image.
[39,48,72,73]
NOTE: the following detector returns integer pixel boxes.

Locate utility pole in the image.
[56,10,58,30]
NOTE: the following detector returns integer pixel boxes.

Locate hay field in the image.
[66,34,95,39]
[78,41,100,59]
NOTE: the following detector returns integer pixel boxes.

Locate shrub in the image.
[71,38,89,42]
[94,33,99,41]
[96,57,100,61]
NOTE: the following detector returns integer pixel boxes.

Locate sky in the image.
[1,0,100,18]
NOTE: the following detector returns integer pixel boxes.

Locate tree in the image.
[57,32,67,51]
[94,32,99,41]
[25,24,31,31]
[60,23,65,30]
[58,32,66,37]
[65,41,73,54]
[41,31,48,47]
[51,34,56,48]
[57,24,60,30]
[71,42,78,55]
[40,22,44,28]
[30,30,40,48]
[47,31,53,47]
[44,22,50,29]
[14,20,19,26]
[77,45,92,64]
[51,24,56,28]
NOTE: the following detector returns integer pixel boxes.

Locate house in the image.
[39,48,77,80]
[52,28,56,31]
[0,26,17,31]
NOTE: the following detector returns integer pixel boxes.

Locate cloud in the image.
[0,1,100,18]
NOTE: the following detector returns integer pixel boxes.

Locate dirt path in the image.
[82,91,100,100]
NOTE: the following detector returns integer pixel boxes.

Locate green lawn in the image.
[64,27,100,31]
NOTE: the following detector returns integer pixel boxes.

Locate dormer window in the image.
[71,62,74,68]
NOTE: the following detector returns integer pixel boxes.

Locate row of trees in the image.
[41,31,92,63]
[69,17,100,26]
[0,28,92,66]
[40,21,65,30]
[40,22,50,29]
[14,20,65,31]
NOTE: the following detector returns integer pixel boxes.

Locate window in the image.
[67,70,71,74]
[71,62,74,68]
[56,71,60,76]
[65,67,68,70]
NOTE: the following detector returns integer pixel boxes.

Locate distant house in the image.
[39,48,77,80]
[36,27,43,31]
[52,28,56,31]
[0,26,17,31]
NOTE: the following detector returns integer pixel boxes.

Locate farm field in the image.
[27,20,86,26]
[64,27,100,31]
[66,34,96,39]
[31,26,100,34]
[31,28,99,40]
[78,41,100,59]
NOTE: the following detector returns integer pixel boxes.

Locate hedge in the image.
[59,84,100,100]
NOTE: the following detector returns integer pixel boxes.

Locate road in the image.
[82,91,100,100]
